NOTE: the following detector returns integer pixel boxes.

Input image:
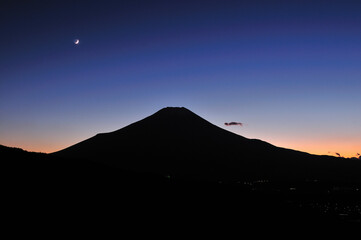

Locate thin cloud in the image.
[224,122,243,127]
[329,151,344,158]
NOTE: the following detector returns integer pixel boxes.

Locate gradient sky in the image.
[1,0,360,157]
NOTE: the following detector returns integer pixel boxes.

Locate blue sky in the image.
[0,0,360,157]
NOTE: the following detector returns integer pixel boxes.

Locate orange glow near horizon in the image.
[0,139,75,154]
[2,137,360,158]
[268,138,361,159]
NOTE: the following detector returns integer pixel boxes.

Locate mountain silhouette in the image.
[3,107,361,227]
[53,107,361,183]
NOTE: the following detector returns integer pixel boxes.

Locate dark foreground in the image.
[2,146,360,236]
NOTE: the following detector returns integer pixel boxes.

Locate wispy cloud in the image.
[224,122,243,127]
[329,151,344,158]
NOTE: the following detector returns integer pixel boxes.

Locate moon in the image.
[74,39,80,45]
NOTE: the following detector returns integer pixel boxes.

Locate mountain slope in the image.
[53,107,361,182]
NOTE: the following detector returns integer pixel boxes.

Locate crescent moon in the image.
[74,39,79,45]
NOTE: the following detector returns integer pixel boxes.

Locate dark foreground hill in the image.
[3,144,359,230]
[53,107,361,183]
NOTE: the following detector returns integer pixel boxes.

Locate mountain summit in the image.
[53,107,361,183]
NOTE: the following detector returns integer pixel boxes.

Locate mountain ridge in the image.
[51,107,361,183]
